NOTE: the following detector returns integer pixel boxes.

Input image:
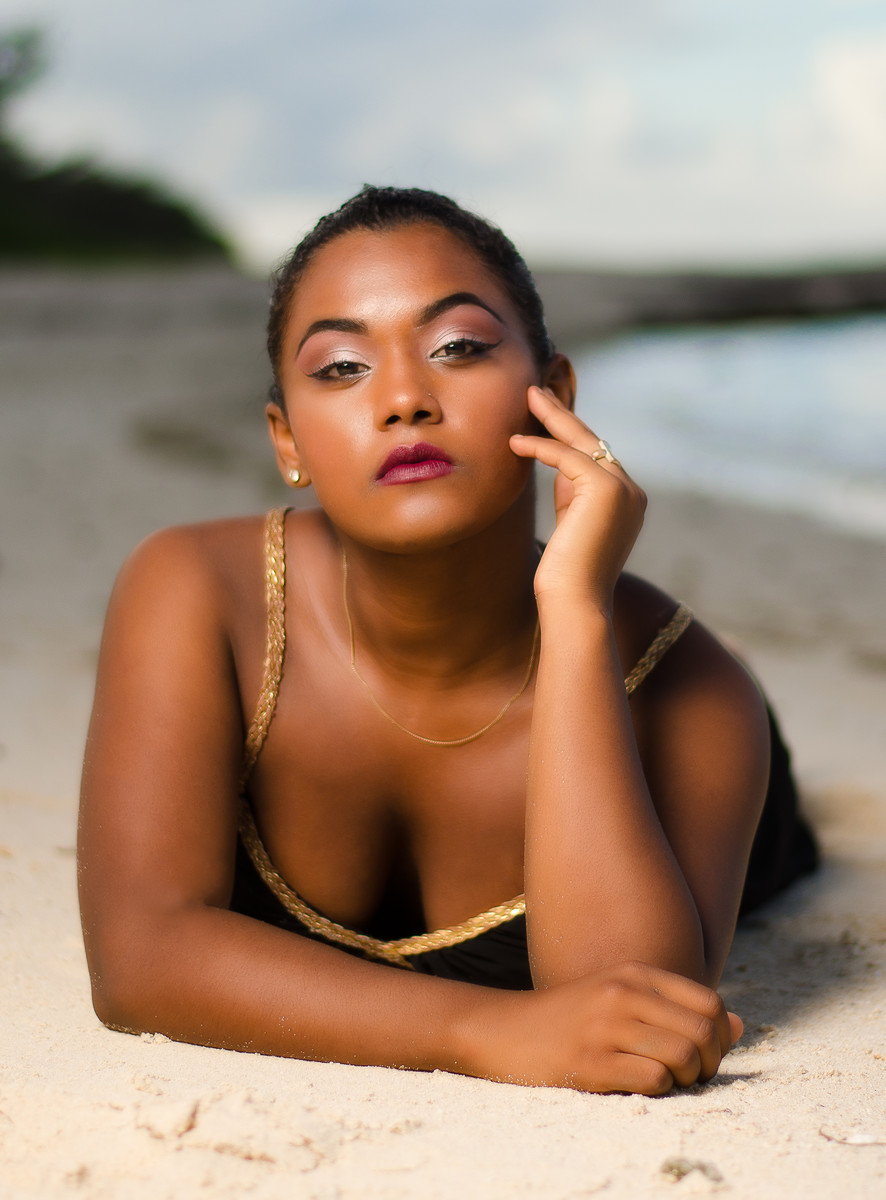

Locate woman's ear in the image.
[542,353,576,412]
[266,401,311,489]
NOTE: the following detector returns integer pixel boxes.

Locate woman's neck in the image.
[326,497,540,687]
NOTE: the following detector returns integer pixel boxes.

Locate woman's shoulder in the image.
[121,512,266,571]
[107,507,328,642]
[614,571,764,713]
[98,514,292,716]
[111,514,267,617]
[613,572,686,675]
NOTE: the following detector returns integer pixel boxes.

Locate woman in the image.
[78,186,815,1095]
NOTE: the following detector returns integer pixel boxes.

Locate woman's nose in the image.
[375,363,442,428]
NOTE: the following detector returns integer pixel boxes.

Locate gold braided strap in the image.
[240,507,289,788]
[624,603,693,696]
[238,800,524,967]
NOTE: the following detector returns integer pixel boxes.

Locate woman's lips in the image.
[375,442,454,485]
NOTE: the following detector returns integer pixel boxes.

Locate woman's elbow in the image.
[90,977,143,1035]
[82,911,186,1037]
[85,939,158,1035]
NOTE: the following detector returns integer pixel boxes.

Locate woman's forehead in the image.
[288,223,513,325]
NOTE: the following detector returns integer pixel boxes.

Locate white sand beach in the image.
[1,269,884,1198]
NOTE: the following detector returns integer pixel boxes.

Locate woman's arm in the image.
[511,387,770,990]
[78,525,475,1070]
[78,521,742,1093]
[78,530,487,1075]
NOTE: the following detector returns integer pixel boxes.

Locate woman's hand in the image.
[465,961,743,1095]
[510,385,646,608]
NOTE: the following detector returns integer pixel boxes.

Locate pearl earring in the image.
[288,468,301,486]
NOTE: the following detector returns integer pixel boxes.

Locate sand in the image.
[1,268,884,1198]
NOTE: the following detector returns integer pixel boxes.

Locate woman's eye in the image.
[431,338,498,360]
[310,359,366,380]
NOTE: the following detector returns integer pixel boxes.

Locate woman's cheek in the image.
[291,410,362,478]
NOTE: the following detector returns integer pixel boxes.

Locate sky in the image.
[3,0,886,272]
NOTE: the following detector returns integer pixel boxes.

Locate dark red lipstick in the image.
[375,442,455,485]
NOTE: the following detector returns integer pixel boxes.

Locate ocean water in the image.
[573,314,886,542]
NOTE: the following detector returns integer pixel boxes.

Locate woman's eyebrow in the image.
[417,292,505,328]
[295,293,503,355]
[296,317,367,355]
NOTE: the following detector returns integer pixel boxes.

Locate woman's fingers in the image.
[625,1007,718,1084]
[512,389,632,494]
[728,1011,744,1044]
[484,966,741,1096]
[592,1053,676,1097]
[589,964,739,1090]
[637,964,737,1055]
[511,385,645,604]
[523,385,626,476]
[510,431,621,486]
[511,431,644,533]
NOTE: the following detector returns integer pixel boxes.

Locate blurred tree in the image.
[0,27,231,263]
[0,26,44,113]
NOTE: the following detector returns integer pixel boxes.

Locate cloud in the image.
[7,1,886,268]
[484,30,886,268]
[808,34,886,185]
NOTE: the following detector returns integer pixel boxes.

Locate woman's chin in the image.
[327,487,536,557]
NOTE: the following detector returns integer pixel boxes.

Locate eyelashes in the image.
[308,359,365,380]
[307,336,502,381]
[430,336,501,360]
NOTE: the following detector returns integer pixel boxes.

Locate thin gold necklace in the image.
[341,548,540,747]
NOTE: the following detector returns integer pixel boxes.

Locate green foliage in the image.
[0,27,231,263]
[0,27,44,111]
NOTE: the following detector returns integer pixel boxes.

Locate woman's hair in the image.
[267,185,554,404]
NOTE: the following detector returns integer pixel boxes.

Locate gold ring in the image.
[591,439,621,467]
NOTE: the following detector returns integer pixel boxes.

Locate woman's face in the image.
[270,222,564,552]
